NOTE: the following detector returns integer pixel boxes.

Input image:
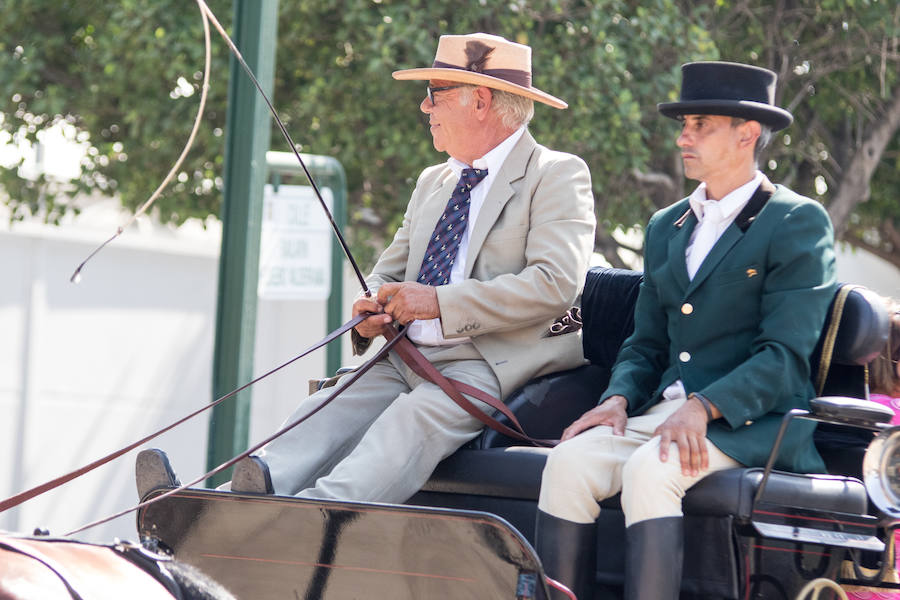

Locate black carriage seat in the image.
[408,267,889,598]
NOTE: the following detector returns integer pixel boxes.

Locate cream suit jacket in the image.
[355,131,596,399]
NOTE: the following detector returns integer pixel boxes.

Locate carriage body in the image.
[135,267,900,599]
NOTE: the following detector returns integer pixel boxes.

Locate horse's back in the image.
[0,535,183,600]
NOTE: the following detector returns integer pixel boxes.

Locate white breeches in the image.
[538,397,740,527]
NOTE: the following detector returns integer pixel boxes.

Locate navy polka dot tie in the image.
[416,168,488,286]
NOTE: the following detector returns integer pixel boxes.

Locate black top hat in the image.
[658,61,793,131]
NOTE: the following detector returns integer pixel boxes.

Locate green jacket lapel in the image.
[667,206,695,292]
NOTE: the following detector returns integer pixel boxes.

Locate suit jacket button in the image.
[679,351,691,362]
[744,420,753,426]
[681,303,693,315]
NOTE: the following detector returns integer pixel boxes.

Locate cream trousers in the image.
[257,341,500,504]
[537,396,740,527]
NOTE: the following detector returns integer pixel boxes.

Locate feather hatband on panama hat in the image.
[658,61,793,131]
[392,33,567,109]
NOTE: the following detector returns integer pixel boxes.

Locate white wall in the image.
[0,213,359,544]
[835,242,900,299]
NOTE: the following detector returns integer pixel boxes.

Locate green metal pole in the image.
[207,0,279,487]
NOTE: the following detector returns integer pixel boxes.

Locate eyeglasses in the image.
[426,85,464,105]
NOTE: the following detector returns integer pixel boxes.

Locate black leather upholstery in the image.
[475,364,609,450]
[580,267,643,367]
[815,286,890,367]
[683,467,868,519]
[472,267,641,450]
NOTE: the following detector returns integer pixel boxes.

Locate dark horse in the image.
[0,533,235,600]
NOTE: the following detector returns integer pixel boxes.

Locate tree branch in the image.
[828,87,900,236]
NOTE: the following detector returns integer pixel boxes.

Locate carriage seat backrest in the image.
[810,286,889,475]
[811,285,889,399]
[580,267,643,369]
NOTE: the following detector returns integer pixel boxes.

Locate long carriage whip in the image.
[70,0,372,300]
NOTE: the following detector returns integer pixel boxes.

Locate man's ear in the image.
[740,119,761,149]
[473,86,493,115]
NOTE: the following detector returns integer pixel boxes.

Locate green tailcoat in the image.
[604,180,836,473]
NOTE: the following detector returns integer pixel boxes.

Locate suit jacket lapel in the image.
[668,206,695,292]
[685,177,775,294]
[735,177,775,232]
[464,131,536,277]
[407,170,459,280]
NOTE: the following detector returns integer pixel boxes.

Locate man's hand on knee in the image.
[653,401,709,477]
[561,395,628,441]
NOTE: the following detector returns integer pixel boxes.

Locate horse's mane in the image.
[166,560,237,600]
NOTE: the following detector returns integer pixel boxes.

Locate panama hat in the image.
[392,33,567,109]
[658,61,793,131]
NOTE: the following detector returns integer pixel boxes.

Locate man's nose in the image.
[420,97,433,114]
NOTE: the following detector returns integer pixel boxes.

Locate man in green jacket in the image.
[535,61,836,600]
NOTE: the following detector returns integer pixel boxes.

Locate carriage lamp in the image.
[863,426,900,518]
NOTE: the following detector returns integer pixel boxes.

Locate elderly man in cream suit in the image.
[197,33,596,503]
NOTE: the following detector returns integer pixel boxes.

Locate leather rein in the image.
[0,309,552,533]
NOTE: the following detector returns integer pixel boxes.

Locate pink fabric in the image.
[846,393,900,599]
[870,393,900,426]
[847,588,900,599]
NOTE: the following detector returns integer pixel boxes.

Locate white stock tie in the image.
[686,202,725,280]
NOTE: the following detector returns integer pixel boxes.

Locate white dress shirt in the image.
[407,125,527,346]
[685,170,763,278]
[663,170,764,402]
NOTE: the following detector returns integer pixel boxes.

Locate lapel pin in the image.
[746,268,758,278]
[674,208,692,228]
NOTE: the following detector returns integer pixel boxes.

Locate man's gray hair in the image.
[459,85,534,128]
[731,117,773,163]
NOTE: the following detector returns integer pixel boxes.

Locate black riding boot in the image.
[624,516,683,600]
[534,509,596,600]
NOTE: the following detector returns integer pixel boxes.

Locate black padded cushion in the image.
[470,266,641,450]
[830,287,890,366]
[422,448,547,500]
[475,364,609,449]
[683,467,868,519]
[581,267,643,368]
[810,286,890,388]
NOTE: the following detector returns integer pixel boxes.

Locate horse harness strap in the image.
[0,535,180,600]
[114,542,185,600]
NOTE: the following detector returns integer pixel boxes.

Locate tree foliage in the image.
[0,0,230,224]
[1,0,897,268]
[271,0,717,265]
[704,0,900,266]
